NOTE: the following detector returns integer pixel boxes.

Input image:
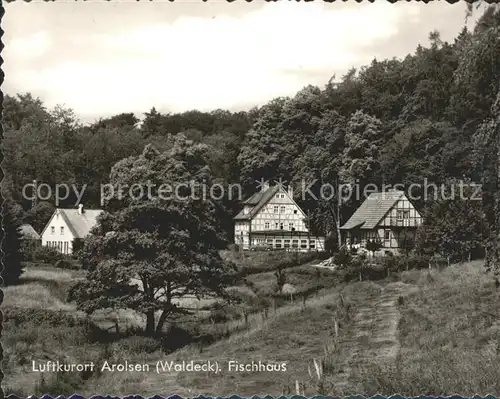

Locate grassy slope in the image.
[5,259,500,396]
[357,261,500,396]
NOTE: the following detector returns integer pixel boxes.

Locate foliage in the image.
[365,239,383,256]
[27,245,64,264]
[334,247,352,269]
[23,201,55,234]
[415,181,486,263]
[3,6,500,281]
[69,136,238,336]
[1,199,24,285]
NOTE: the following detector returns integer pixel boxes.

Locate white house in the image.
[41,204,103,255]
[340,190,423,254]
[234,183,325,251]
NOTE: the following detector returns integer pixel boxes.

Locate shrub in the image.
[30,245,63,263]
[366,239,383,256]
[208,308,232,324]
[406,254,432,270]
[55,258,80,270]
[334,247,353,269]
[115,335,162,355]
[161,325,196,353]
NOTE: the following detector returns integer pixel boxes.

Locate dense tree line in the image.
[2,6,500,290]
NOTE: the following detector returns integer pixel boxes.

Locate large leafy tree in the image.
[292,110,347,247]
[69,135,237,335]
[415,180,486,263]
[474,90,500,274]
[238,97,289,190]
[339,109,383,186]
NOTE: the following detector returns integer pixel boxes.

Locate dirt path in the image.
[330,281,418,394]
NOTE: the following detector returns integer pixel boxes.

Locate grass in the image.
[6,257,500,397]
[352,260,500,396]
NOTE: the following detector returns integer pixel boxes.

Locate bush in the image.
[55,258,80,270]
[208,308,232,324]
[335,247,353,269]
[161,325,195,353]
[114,335,162,355]
[405,254,431,270]
[30,245,63,263]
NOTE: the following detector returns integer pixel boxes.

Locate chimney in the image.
[78,203,84,215]
[261,181,270,192]
[288,185,294,198]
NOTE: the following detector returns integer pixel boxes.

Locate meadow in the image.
[3,253,500,397]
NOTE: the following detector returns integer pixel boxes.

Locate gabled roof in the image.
[19,224,40,240]
[41,208,104,238]
[234,186,279,220]
[340,190,405,230]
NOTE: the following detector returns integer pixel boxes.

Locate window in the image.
[265,222,270,229]
[292,239,299,248]
[60,226,64,235]
[51,226,55,234]
[275,222,279,229]
[274,206,279,214]
[279,223,284,230]
[384,229,391,240]
[402,211,410,219]
[64,241,69,254]
[289,223,294,230]
[275,239,282,248]
[284,239,290,248]
[280,205,286,213]
[396,210,403,221]
[294,209,298,214]
[266,239,273,246]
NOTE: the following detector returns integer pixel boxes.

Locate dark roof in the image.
[19,224,40,240]
[340,191,405,230]
[234,186,279,220]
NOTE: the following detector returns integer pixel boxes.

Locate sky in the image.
[3,1,481,124]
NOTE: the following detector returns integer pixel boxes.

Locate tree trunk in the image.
[145,310,155,336]
[155,309,169,334]
[326,195,342,249]
[336,204,342,249]
[359,271,362,282]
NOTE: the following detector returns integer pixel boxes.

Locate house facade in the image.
[340,190,423,254]
[234,183,325,251]
[41,204,103,255]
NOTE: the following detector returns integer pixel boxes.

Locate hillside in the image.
[4,258,500,397]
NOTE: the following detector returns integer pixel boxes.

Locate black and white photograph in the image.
[1,0,500,397]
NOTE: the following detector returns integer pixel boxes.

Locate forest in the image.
[2,5,500,282]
